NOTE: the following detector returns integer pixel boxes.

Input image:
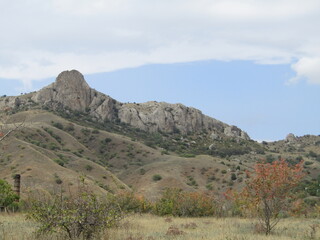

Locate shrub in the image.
[115,191,152,213]
[152,174,162,182]
[54,174,63,185]
[179,153,196,158]
[52,122,64,130]
[231,173,237,181]
[139,168,146,175]
[0,179,19,211]
[305,161,314,166]
[65,124,75,132]
[53,158,65,166]
[49,143,60,150]
[154,188,217,217]
[81,128,91,135]
[308,151,318,158]
[92,129,100,134]
[85,165,93,171]
[27,180,123,240]
[206,184,213,190]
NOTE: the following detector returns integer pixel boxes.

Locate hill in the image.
[0,70,319,202]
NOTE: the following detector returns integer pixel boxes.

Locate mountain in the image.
[7,70,248,139]
[0,70,319,201]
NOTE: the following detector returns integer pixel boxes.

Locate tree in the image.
[0,179,19,211]
[226,159,305,235]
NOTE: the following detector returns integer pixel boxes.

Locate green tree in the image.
[0,179,19,210]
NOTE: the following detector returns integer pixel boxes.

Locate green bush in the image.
[231,173,237,181]
[154,188,217,217]
[92,129,100,134]
[27,180,124,240]
[85,165,93,171]
[206,184,213,190]
[115,192,152,213]
[179,153,196,158]
[65,124,75,132]
[52,122,64,130]
[54,174,63,184]
[139,168,146,175]
[0,179,19,210]
[152,174,162,181]
[81,128,91,135]
[49,143,60,150]
[53,158,65,166]
[304,161,313,166]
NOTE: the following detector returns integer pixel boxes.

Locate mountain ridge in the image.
[1,70,250,140]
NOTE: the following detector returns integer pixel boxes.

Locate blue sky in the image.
[0,1,319,141]
[1,60,318,141]
[86,61,320,141]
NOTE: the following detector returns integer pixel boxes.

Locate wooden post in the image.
[13,174,21,200]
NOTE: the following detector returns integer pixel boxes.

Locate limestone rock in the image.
[118,102,225,135]
[209,144,214,150]
[224,126,250,140]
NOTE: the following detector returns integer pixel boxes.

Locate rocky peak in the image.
[2,70,250,140]
[32,70,93,111]
[55,70,90,93]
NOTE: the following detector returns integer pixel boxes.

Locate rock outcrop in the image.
[118,101,226,135]
[1,70,250,139]
[32,70,94,112]
[285,133,296,144]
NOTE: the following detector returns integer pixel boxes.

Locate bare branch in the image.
[0,117,25,142]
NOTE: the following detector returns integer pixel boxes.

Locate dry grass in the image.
[1,213,319,240]
[106,214,320,240]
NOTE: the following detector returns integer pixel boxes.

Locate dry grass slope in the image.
[0,109,319,201]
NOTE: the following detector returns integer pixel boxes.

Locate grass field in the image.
[0,213,319,240]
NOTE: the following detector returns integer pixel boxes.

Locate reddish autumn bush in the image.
[226,159,305,235]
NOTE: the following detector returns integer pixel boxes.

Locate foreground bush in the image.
[0,179,19,212]
[154,188,218,217]
[27,181,124,240]
[115,191,152,213]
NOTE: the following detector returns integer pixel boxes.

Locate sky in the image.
[0,0,319,141]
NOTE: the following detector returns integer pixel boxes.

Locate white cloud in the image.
[0,0,320,89]
[289,58,320,85]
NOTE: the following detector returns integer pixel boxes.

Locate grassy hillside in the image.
[0,109,319,203]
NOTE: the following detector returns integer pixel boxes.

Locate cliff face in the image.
[1,70,250,140]
[118,101,226,135]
